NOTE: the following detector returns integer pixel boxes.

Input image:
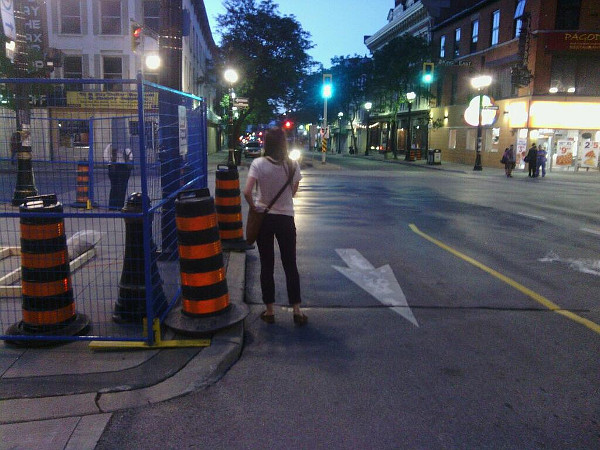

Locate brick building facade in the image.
[429,0,600,172]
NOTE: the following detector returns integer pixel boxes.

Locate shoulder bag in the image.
[246,161,294,245]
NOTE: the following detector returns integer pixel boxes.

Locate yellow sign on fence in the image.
[66,91,158,110]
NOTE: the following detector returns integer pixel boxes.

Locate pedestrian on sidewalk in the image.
[525,143,537,177]
[501,146,515,177]
[243,127,307,326]
[535,145,548,178]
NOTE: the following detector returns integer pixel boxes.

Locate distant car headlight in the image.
[289,149,302,161]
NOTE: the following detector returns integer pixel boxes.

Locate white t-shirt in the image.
[248,157,302,217]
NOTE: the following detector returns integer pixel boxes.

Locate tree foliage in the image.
[216,0,314,136]
[329,55,373,150]
[371,35,433,155]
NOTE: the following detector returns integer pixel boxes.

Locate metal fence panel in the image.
[0,77,207,344]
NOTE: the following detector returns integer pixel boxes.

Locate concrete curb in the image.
[0,250,247,448]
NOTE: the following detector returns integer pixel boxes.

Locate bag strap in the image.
[265,161,294,212]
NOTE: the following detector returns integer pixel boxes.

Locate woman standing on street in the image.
[243,127,307,326]
[501,146,515,177]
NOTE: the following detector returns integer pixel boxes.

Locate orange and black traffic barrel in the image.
[6,194,89,345]
[215,164,248,251]
[164,189,248,336]
[71,161,95,209]
[113,193,168,323]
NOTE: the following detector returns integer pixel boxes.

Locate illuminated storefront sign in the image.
[508,101,529,128]
[529,101,600,129]
[463,95,498,127]
[545,32,600,51]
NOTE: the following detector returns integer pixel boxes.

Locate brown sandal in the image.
[293,313,308,326]
[260,311,275,324]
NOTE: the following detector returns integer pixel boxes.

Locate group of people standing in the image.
[524,143,547,178]
[501,143,548,178]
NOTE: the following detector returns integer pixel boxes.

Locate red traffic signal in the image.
[131,24,143,52]
[284,120,293,129]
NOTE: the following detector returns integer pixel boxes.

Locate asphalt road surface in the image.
[97,155,600,449]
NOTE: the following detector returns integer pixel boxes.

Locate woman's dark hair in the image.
[263,127,288,161]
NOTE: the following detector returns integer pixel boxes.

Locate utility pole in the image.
[11,3,38,206]
[158,0,183,256]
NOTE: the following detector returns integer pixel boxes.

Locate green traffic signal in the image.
[422,62,434,84]
[322,83,332,99]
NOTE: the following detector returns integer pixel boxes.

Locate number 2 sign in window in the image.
[581,141,599,168]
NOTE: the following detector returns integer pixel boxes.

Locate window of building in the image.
[60,0,81,34]
[100,0,121,35]
[449,129,457,149]
[466,129,476,151]
[103,56,122,91]
[491,10,500,46]
[470,20,479,53]
[454,28,461,57]
[63,56,83,91]
[555,0,581,30]
[514,0,526,38]
[144,0,160,32]
[440,35,446,58]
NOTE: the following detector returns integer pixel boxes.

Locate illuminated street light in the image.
[404,92,416,161]
[471,75,492,171]
[337,112,344,154]
[145,54,161,70]
[224,68,239,165]
[364,102,372,155]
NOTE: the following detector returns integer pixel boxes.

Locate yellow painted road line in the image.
[409,224,600,335]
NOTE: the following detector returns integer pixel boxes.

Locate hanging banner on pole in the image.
[1,0,16,41]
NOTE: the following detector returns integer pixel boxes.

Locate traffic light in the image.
[422,62,434,84]
[131,24,143,52]
[322,73,333,99]
[284,120,293,129]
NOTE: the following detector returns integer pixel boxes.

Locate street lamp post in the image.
[337,112,343,154]
[471,75,492,171]
[404,92,416,161]
[364,102,372,155]
[224,68,239,166]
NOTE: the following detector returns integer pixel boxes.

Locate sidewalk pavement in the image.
[1,150,597,449]
[0,152,247,450]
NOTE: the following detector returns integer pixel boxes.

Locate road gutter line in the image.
[409,224,600,336]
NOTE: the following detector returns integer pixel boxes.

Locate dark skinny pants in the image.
[256,214,301,305]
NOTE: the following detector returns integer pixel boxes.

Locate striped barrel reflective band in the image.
[22,278,71,297]
[20,222,64,240]
[183,293,229,315]
[22,303,75,325]
[21,249,68,269]
[214,196,241,206]
[176,214,218,232]
[180,267,226,287]
[217,212,243,223]
[178,241,222,260]
[215,179,239,189]
[219,229,244,240]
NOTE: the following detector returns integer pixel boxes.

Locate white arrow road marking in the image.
[333,249,418,327]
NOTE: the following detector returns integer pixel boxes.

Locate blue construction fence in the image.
[0,76,208,344]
